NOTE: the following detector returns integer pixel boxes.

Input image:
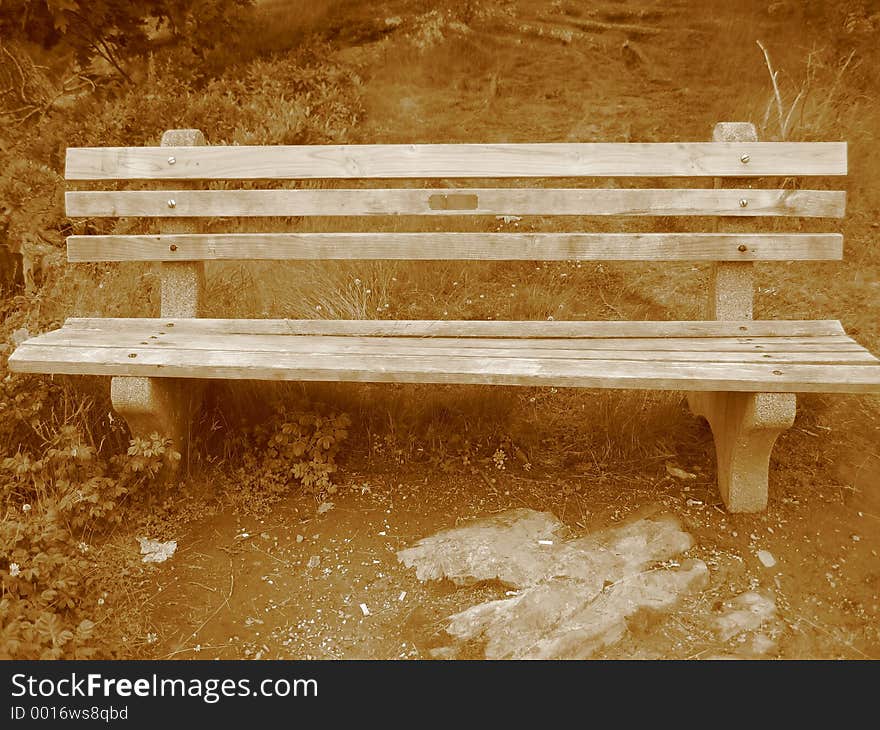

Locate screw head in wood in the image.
[740,153,750,164]
[738,244,748,252]
[167,199,176,208]
[167,155,176,165]
[128,353,137,358]
[739,198,748,208]
[169,244,178,251]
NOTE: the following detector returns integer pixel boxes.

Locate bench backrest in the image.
[63,123,847,320]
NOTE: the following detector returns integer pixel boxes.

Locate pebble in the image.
[756,550,776,568]
[308,556,321,568]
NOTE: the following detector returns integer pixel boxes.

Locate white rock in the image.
[715,591,776,642]
[138,537,177,563]
[398,509,705,659]
[756,550,776,568]
[317,501,335,515]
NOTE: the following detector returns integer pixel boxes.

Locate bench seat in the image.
[10,318,880,394]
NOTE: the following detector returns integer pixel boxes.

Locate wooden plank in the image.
[30,325,862,349]
[26,328,868,355]
[65,188,847,218]
[64,142,848,180]
[32,344,861,362]
[65,232,844,262]
[9,343,880,393]
[59,318,848,338]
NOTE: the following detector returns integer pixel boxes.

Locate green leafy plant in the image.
[265,412,351,493]
[1,364,176,659]
[228,407,351,506]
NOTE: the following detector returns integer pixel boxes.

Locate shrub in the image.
[0,364,175,659]
[226,407,351,509]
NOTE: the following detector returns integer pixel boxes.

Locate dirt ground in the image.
[114,0,879,660]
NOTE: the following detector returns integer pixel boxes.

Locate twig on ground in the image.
[163,566,235,658]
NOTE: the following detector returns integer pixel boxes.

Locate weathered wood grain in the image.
[28,329,868,356]
[65,232,844,262]
[65,188,847,218]
[59,318,848,338]
[9,343,880,393]
[65,142,848,180]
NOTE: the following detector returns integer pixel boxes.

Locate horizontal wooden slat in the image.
[65,142,848,180]
[28,329,867,356]
[9,344,880,393]
[66,232,843,262]
[65,188,847,218]
[25,346,874,363]
[60,318,848,338]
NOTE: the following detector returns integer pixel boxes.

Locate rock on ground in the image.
[714,591,777,642]
[398,509,708,659]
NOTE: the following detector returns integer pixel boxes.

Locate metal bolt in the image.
[740,153,750,164]
[167,156,176,165]
[739,198,748,208]
[169,244,178,252]
[738,244,748,252]
[167,199,176,209]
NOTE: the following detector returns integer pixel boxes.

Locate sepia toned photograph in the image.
[1,0,878,667]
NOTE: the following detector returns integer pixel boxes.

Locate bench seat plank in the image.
[28,329,866,354]
[10,320,880,394]
[59,318,849,338]
[66,232,844,262]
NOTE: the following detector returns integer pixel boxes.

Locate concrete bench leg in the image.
[688,392,796,512]
[110,376,202,467]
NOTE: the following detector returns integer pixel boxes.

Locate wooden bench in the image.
[9,122,880,512]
